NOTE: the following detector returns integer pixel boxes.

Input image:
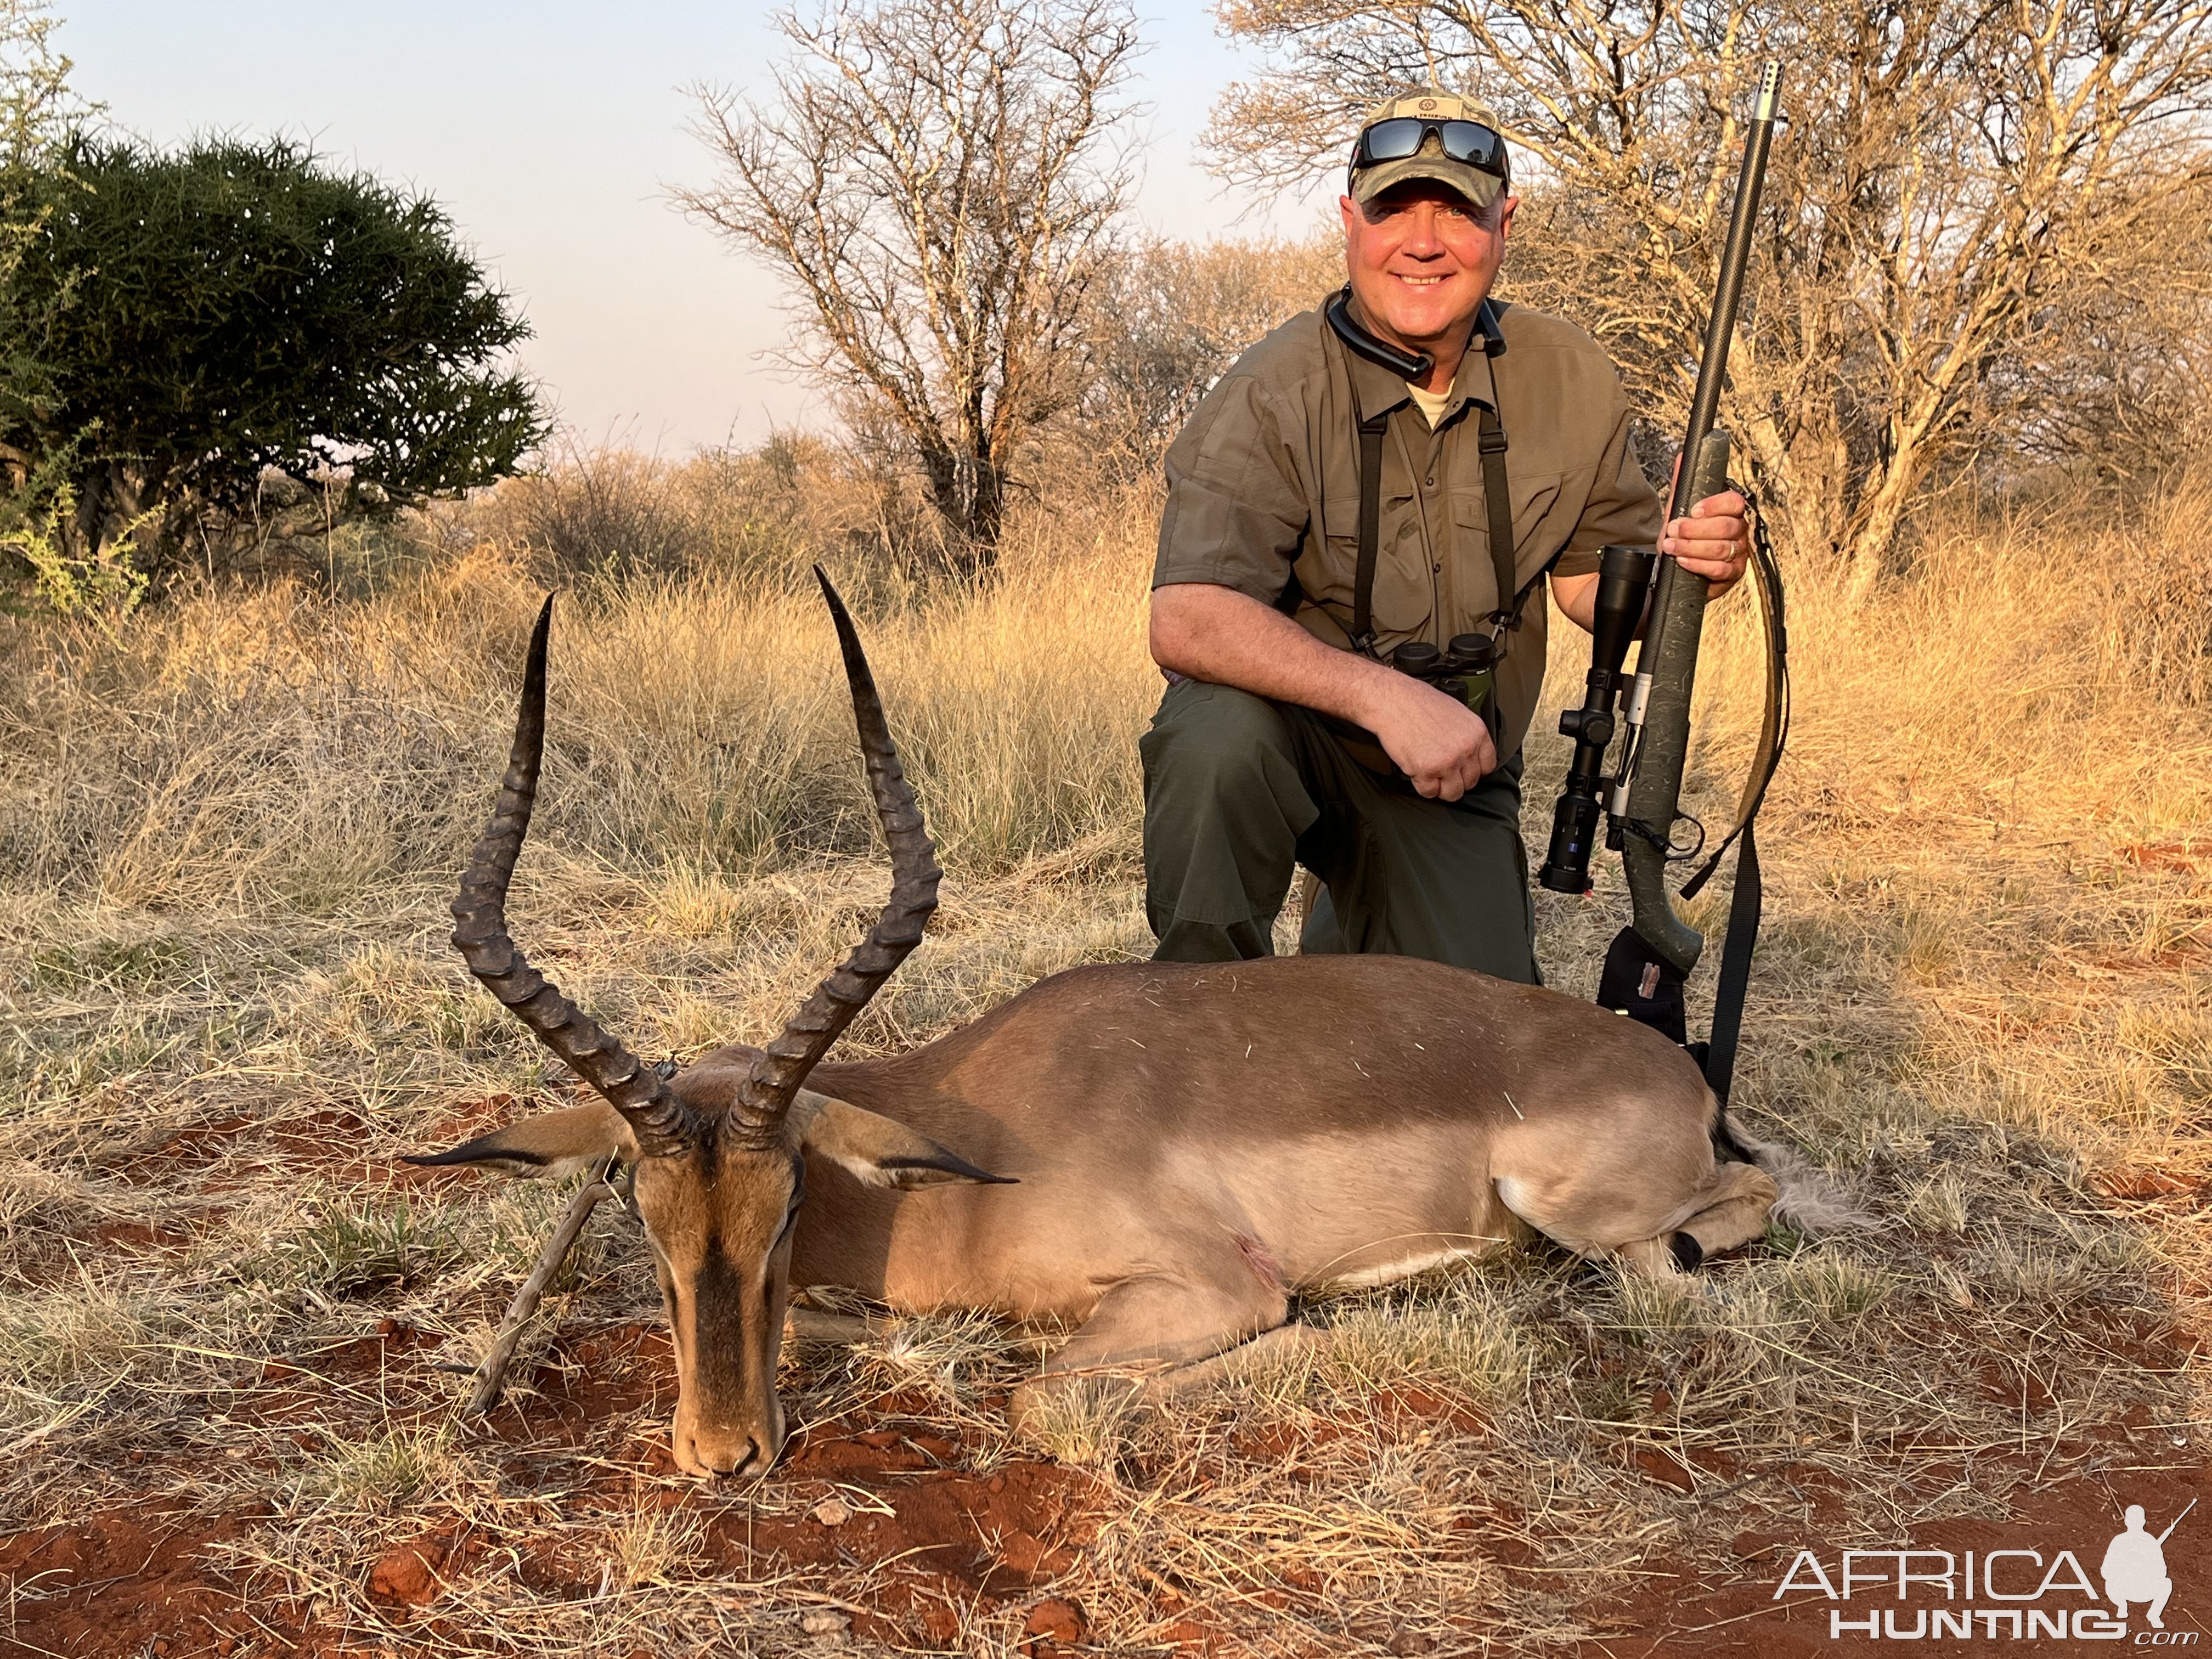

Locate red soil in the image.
[0,1312,1116,1657]
[0,1499,314,1658]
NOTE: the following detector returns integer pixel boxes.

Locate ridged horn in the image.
[450,595,692,1157]
[729,567,943,1147]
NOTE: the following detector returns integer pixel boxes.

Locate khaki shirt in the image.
[1152,297,1664,759]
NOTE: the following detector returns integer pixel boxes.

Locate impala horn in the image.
[449,595,694,1156]
[729,567,943,1148]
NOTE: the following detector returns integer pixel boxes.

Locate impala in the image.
[414,575,1816,1477]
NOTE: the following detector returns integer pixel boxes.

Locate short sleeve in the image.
[1553,390,1662,579]
[1153,374,1310,603]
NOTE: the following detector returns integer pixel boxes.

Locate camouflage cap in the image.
[1347,91,1509,210]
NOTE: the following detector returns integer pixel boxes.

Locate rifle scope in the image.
[1538,543,1654,893]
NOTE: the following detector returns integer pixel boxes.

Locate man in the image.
[2101,1504,2176,1629]
[1142,90,1753,980]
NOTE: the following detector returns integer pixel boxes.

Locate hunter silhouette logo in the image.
[1772,1496,2200,1641]
[2105,1500,2192,1630]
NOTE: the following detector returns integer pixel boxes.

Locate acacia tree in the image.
[0,7,77,469]
[0,2,125,611]
[680,0,1140,570]
[1210,0,2212,592]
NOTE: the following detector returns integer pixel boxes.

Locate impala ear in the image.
[798,1097,1015,1190]
[403,1098,639,1178]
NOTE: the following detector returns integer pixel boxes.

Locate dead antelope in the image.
[414,575,1809,1477]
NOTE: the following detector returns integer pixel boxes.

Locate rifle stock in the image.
[1620,431,1732,972]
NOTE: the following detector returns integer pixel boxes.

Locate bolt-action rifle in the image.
[1536,61,1791,1100]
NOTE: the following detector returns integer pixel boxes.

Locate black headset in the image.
[1323,286,1505,381]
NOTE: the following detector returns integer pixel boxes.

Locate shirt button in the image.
[1425,475,1436,487]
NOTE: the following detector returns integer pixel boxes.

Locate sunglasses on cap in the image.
[1350,117,1509,179]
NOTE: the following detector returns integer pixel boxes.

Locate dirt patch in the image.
[11,1211,211,1289]
[99,1115,257,1186]
[2096,1164,2210,1204]
[5,1416,1109,1655]
[700,1432,1105,1618]
[0,1497,318,1659]
[480,1321,675,1447]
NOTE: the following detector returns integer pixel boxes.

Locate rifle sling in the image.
[1350,411,1386,650]
[1680,493,1789,900]
[1701,819,1761,1104]
[1677,489,1789,1105]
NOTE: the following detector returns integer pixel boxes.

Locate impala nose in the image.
[679,1428,768,1479]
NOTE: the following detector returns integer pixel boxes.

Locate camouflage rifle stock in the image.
[1592,61,1784,1046]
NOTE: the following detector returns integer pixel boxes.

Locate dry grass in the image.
[1,456,2209,1654]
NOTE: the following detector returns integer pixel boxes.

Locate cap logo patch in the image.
[1419,98,1437,110]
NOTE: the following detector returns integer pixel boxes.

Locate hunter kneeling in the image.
[1144,90,1754,976]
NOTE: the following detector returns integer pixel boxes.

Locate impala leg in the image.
[1011,1265,1290,1431]
[1615,1162,1781,1280]
[1500,1140,1781,1281]
[1669,1161,1780,1257]
[1144,1322,1328,1397]
[467,1162,616,1414]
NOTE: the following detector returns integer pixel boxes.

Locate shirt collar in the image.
[1337,294,1501,424]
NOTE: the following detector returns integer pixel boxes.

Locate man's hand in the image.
[1663,472,1754,597]
[1361,672,1497,801]
[1555,478,1757,634]
[1151,582,1497,798]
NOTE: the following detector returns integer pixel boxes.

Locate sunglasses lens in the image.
[1360,118,1426,162]
[1438,121,1500,171]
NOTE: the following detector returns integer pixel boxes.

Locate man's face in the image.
[1339,178,1517,353]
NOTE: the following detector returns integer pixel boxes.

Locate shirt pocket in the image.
[1451,469,1566,593]
[1312,496,1434,637]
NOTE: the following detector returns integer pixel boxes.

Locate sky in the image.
[53,2,1330,452]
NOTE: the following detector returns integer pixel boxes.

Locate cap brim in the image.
[1350,156,1503,210]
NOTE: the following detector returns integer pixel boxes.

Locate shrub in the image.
[0,134,546,604]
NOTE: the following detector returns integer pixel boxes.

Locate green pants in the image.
[1139,678,1539,982]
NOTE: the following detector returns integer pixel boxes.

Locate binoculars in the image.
[1387,633,1501,742]
[1538,543,1656,894]
[1319,631,1504,783]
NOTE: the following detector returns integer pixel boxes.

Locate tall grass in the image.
[0,512,1159,918]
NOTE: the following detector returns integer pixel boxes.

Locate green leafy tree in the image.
[3,134,546,597]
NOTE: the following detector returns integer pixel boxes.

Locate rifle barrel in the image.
[1668,60,1783,521]
[2157,1497,2197,1544]
[1617,60,1784,977]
